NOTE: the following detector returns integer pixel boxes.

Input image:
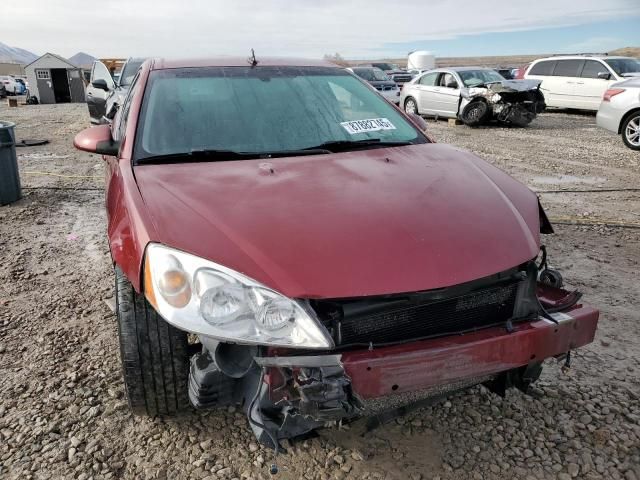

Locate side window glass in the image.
[529,61,556,76]
[440,73,458,89]
[419,72,438,86]
[581,60,608,79]
[552,60,584,77]
[115,73,140,141]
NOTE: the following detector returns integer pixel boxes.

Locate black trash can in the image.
[0,121,22,206]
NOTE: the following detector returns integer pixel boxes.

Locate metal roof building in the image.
[25,53,85,104]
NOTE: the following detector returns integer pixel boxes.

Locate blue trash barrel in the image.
[0,121,21,205]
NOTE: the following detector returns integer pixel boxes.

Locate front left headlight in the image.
[143,243,334,349]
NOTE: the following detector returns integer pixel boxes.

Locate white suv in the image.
[524,55,640,110]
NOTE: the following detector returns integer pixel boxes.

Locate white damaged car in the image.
[401,67,546,127]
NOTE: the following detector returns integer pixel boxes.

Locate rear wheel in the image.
[621,112,640,150]
[404,97,418,115]
[115,266,190,416]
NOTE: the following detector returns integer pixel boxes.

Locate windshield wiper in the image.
[137,147,331,164]
[303,139,413,153]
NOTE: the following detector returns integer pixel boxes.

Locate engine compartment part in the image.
[310,264,540,349]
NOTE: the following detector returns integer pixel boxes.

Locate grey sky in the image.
[2,0,636,58]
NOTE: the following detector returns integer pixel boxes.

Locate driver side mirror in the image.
[74,124,119,156]
[92,79,110,91]
[408,112,428,131]
[597,71,612,80]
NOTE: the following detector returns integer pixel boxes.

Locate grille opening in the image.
[310,268,534,348]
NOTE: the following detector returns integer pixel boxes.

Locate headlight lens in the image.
[143,243,333,349]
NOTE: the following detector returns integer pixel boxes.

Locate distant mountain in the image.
[608,47,640,58]
[0,41,38,64]
[68,52,97,68]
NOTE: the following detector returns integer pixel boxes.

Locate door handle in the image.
[575,82,584,85]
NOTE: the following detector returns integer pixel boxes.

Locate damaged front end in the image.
[460,79,546,127]
[188,254,598,449]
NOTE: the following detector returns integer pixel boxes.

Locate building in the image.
[0,63,25,76]
[25,53,85,104]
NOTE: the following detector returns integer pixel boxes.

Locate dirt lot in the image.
[0,102,638,480]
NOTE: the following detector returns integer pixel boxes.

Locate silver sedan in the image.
[596,77,640,150]
[400,67,545,127]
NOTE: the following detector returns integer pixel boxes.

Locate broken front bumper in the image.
[341,303,597,400]
[260,301,598,420]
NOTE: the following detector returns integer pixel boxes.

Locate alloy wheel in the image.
[405,99,417,115]
[625,115,640,147]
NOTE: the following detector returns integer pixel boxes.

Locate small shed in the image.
[25,53,85,104]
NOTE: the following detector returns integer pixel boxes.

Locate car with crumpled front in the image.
[73,57,598,452]
[401,67,546,126]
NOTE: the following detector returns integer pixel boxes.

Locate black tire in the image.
[115,266,190,416]
[461,100,491,126]
[621,111,640,151]
[404,97,418,115]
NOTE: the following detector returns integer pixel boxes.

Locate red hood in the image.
[135,144,540,298]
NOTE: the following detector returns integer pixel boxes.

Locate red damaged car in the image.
[74,57,598,451]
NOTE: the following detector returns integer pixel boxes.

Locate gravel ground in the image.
[0,102,638,480]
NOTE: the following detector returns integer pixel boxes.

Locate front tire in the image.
[621,112,640,151]
[461,100,490,126]
[115,266,190,416]
[404,97,418,115]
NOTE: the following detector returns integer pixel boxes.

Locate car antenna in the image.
[248,48,258,68]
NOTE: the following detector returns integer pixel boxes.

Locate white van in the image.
[524,55,640,111]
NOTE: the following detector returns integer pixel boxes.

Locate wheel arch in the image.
[618,107,640,134]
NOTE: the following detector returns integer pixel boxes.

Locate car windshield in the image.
[136,66,425,160]
[604,58,640,75]
[119,60,144,86]
[354,68,390,82]
[458,69,506,87]
[373,63,394,71]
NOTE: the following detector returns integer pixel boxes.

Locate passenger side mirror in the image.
[74,124,120,156]
[597,72,612,80]
[92,79,110,91]
[408,113,428,131]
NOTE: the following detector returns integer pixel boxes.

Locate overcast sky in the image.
[2,0,638,59]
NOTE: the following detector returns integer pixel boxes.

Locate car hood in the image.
[135,143,540,299]
[466,79,542,96]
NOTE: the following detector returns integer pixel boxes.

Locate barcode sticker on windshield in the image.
[341,118,396,135]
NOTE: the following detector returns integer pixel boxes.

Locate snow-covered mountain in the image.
[0,41,38,64]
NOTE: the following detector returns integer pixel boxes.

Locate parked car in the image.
[0,76,19,95]
[596,77,640,150]
[401,67,546,126]
[359,62,413,84]
[524,55,640,110]
[86,57,145,124]
[347,66,400,104]
[13,78,27,95]
[73,57,598,450]
[495,68,515,80]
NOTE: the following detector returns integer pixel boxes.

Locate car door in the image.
[429,72,461,117]
[412,71,439,115]
[548,59,585,108]
[526,60,558,106]
[577,60,618,110]
[86,61,115,124]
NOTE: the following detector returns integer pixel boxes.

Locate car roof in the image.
[532,55,633,62]
[151,57,337,70]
